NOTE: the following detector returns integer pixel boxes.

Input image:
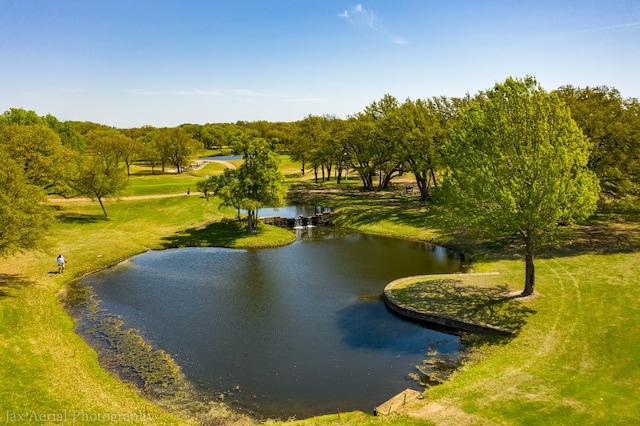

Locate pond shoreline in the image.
[64,229,466,422]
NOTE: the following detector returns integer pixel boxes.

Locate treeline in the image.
[176,85,640,204]
[1,82,638,254]
[282,86,640,203]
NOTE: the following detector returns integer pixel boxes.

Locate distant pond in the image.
[75,229,465,420]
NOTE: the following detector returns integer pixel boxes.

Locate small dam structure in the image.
[261,206,333,229]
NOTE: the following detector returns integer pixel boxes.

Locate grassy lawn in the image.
[0,195,294,425]
[123,162,225,197]
[286,186,640,425]
[398,251,640,425]
[2,163,640,425]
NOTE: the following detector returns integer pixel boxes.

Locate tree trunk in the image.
[523,233,535,296]
[97,196,108,218]
[247,209,255,233]
[430,167,438,189]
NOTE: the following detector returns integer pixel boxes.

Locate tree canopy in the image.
[441,77,600,295]
[0,146,54,255]
[555,85,640,202]
[204,136,284,233]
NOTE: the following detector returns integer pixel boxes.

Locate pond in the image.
[76,229,464,420]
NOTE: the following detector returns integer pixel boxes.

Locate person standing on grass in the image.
[57,254,66,273]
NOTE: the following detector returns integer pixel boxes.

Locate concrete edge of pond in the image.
[383,274,516,336]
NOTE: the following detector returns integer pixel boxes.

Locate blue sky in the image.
[1,0,639,128]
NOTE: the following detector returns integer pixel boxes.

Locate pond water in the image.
[78,229,464,420]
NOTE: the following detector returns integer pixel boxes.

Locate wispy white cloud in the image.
[230,89,276,98]
[174,89,223,97]
[115,86,327,103]
[43,85,84,94]
[545,21,640,40]
[338,4,407,45]
[230,89,328,103]
[119,88,161,96]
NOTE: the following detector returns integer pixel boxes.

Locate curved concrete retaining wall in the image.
[383,277,516,336]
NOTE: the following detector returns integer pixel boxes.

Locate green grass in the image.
[0,196,295,425]
[387,274,536,331]
[287,186,640,425]
[401,252,640,426]
[2,165,640,425]
[123,163,225,197]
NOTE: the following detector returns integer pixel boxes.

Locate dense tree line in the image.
[286,95,460,199]
[1,77,638,255]
[0,109,208,252]
[555,86,640,201]
[285,86,639,207]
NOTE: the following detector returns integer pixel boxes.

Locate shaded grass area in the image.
[0,273,32,298]
[160,218,296,249]
[388,275,536,331]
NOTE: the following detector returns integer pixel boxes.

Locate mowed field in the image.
[1,156,639,425]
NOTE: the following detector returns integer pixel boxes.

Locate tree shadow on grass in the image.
[159,219,248,249]
[390,279,537,332]
[56,212,106,224]
[0,274,33,298]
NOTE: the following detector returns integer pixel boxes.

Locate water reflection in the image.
[78,230,464,419]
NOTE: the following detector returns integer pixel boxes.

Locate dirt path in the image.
[48,193,199,203]
[211,160,236,169]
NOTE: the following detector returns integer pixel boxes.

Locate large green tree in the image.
[205,136,284,233]
[152,128,202,173]
[85,128,143,176]
[555,85,640,201]
[0,145,54,255]
[0,124,75,196]
[1,108,85,151]
[387,97,455,199]
[441,77,600,296]
[71,151,128,218]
